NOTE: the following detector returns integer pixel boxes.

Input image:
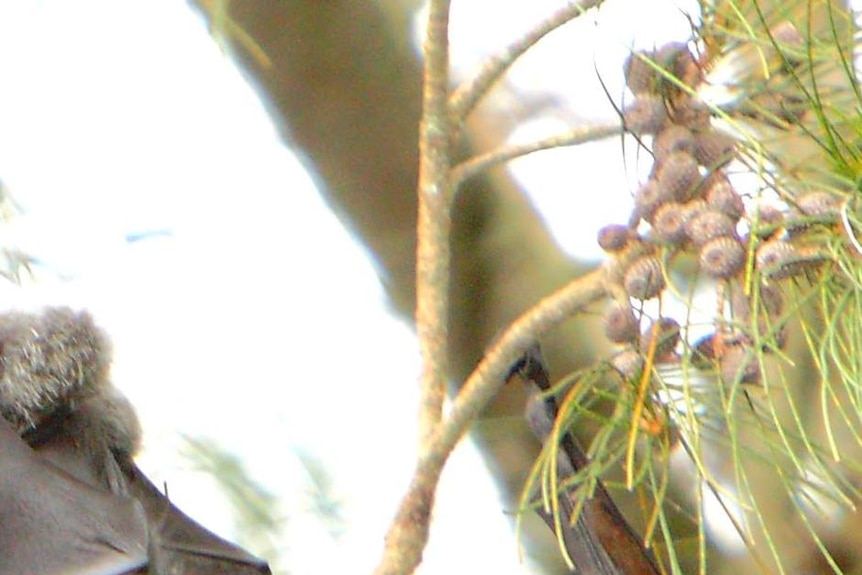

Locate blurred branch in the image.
[416,0,453,446]
[374,1,452,570]
[433,260,617,457]
[180,436,283,561]
[375,254,632,574]
[449,0,604,125]
[197,0,272,68]
[191,2,612,573]
[451,122,620,188]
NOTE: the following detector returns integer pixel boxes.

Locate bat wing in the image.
[518,347,661,575]
[0,418,149,575]
[533,494,621,575]
[30,409,272,575]
[125,463,272,575]
[555,435,663,575]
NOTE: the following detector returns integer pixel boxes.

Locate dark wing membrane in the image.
[126,463,272,575]
[533,492,622,575]
[0,418,148,575]
[25,406,272,574]
[518,346,661,575]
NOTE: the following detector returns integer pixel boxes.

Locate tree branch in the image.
[451,122,621,188]
[449,0,605,125]
[375,2,627,573]
[373,257,628,575]
[416,0,453,446]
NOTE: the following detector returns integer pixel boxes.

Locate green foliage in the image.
[523,2,862,573]
[181,436,285,564]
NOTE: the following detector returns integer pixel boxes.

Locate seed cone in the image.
[693,130,736,168]
[655,151,701,202]
[641,317,681,358]
[705,176,744,221]
[652,202,688,244]
[623,255,665,300]
[604,304,639,343]
[611,348,645,380]
[692,333,719,368]
[669,96,711,129]
[624,51,657,94]
[653,125,695,161]
[685,209,737,246]
[756,239,801,279]
[796,191,841,218]
[598,224,631,252]
[634,180,664,221]
[700,236,745,279]
[624,95,667,135]
[751,205,786,237]
[720,345,760,385]
[654,42,700,89]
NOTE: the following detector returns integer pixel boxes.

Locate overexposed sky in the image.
[0,2,426,573]
[0,1,733,574]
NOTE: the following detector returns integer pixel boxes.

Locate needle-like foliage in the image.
[518,2,862,574]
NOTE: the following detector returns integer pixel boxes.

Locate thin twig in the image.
[449,0,604,125]
[373,258,627,575]
[841,200,862,255]
[416,0,453,447]
[450,122,620,188]
[430,263,614,459]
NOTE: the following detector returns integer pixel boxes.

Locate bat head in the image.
[0,307,112,431]
[77,385,143,459]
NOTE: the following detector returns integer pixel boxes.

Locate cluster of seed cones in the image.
[597,40,841,386]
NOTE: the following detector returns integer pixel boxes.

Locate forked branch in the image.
[375,1,622,573]
[449,0,605,126]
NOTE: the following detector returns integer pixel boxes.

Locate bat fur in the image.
[0,306,271,575]
[0,307,112,431]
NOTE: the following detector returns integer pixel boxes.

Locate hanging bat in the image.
[510,346,661,575]
[0,307,272,575]
[0,414,149,575]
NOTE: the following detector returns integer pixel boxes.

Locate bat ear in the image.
[0,307,112,431]
[78,386,143,460]
[27,384,142,494]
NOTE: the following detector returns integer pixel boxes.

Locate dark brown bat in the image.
[511,346,661,575]
[0,415,149,575]
[28,397,272,575]
[125,461,272,575]
[0,307,272,575]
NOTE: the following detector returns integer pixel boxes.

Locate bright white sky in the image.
[0,2,533,574]
[0,3,427,573]
[0,1,731,574]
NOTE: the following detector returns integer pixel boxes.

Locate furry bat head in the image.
[5,306,143,493]
[75,386,143,459]
[0,306,271,574]
[0,307,112,431]
[26,385,144,496]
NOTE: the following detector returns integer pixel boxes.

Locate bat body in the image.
[513,346,661,575]
[126,463,271,575]
[0,307,272,575]
[28,400,272,575]
[0,416,149,575]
